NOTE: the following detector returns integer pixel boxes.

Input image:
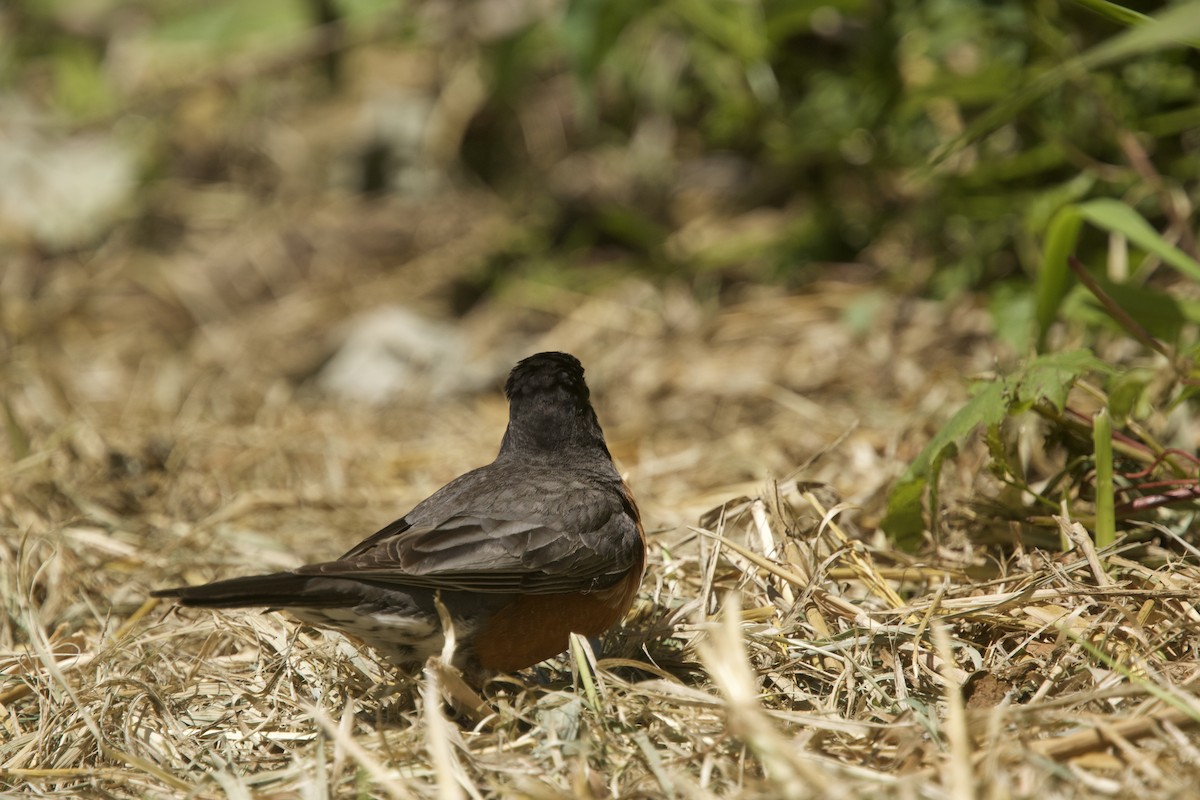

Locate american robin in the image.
[153,352,645,678]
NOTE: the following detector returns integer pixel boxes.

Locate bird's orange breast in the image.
[473,565,644,672]
[474,505,646,672]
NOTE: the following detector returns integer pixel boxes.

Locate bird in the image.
[152,352,645,680]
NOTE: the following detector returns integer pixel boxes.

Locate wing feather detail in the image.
[299,510,640,595]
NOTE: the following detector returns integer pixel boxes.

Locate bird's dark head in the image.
[505,352,589,404]
[500,352,610,457]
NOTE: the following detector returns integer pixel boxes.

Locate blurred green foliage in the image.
[460,0,1200,293]
[6,0,1200,294]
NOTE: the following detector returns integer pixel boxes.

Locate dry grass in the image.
[4,214,1200,798]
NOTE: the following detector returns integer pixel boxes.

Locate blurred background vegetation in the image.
[5,0,1198,319]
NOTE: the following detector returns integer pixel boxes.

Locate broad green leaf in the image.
[881,478,927,552]
[927,440,957,543]
[1015,350,1113,411]
[1090,277,1186,343]
[882,381,1007,548]
[1076,199,1200,282]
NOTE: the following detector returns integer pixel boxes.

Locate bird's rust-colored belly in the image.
[474,560,644,672]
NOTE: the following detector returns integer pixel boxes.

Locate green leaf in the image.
[880,477,928,552]
[1070,0,1152,29]
[1089,277,1186,343]
[1107,370,1151,419]
[1015,350,1113,412]
[1022,173,1096,235]
[1037,199,1197,350]
[1036,205,1082,351]
[882,381,1007,549]
[1076,199,1200,282]
[882,350,1112,548]
[672,0,771,63]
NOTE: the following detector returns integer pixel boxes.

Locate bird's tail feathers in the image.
[152,572,350,609]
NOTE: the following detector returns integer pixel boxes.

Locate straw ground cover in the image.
[4,218,1200,798]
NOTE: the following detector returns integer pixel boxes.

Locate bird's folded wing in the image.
[299,514,641,595]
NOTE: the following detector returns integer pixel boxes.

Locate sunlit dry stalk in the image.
[1057,516,1113,587]
[697,592,829,799]
[422,661,467,800]
[802,492,906,611]
[310,704,413,800]
[933,623,975,800]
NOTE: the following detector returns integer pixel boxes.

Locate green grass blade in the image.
[1037,205,1083,351]
[1070,0,1152,28]
[1060,623,1200,724]
[1076,199,1200,282]
[1092,407,1116,549]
